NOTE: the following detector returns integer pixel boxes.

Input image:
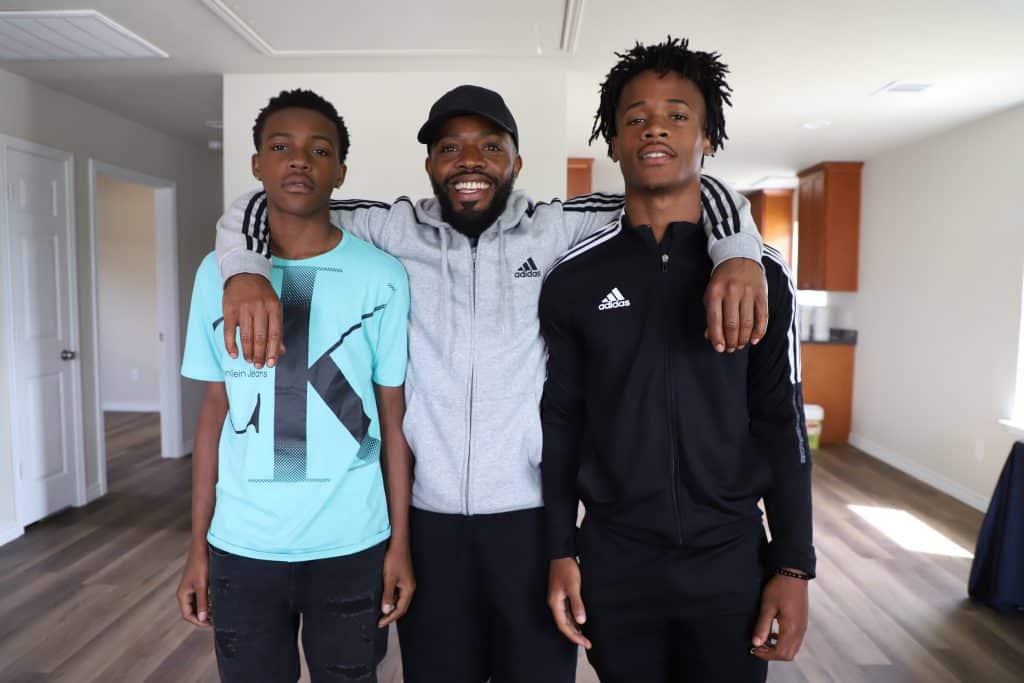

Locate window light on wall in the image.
[1002,267,1024,431]
[797,290,829,308]
[1013,268,1024,426]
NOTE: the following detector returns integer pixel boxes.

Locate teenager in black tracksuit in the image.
[540,38,815,683]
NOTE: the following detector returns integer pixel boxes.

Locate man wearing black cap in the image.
[212,83,768,682]
[417,85,523,241]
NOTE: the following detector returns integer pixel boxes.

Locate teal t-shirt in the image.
[182,232,410,561]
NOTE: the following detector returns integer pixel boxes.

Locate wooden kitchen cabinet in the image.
[567,157,594,199]
[796,162,863,291]
[745,188,794,264]
[800,342,855,445]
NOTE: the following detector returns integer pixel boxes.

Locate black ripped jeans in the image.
[208,542,388,682]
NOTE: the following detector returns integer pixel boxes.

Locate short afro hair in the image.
[590,36,732,159]
[252,89,350,163]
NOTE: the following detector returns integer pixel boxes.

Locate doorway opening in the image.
[88,160,182,501]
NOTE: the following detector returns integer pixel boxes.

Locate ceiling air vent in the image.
[0,10,168,60]
[874,81,933,95]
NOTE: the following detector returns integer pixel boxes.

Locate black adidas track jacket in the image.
[539,217,816,577]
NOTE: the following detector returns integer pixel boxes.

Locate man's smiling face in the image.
[425,114,522,235]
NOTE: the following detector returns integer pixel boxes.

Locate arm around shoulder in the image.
[216,188,272,282]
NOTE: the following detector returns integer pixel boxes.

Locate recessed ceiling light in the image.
[874,81,933,95]
[802,120,832,130]
[204,120,223,129]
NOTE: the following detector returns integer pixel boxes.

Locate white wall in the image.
[96,175,160,412]
[223,72,567,209]
[0,67,222,535]
[851,102,1024,510]
[566,70,622,195]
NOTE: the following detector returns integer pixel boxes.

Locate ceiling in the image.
[2,0,1023,187]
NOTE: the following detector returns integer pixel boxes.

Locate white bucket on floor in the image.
[805,404,824,450]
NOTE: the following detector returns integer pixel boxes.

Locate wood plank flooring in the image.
[0,411,1021,681]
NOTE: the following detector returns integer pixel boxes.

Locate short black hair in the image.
[590,36,732,159]
[252,89,350,163]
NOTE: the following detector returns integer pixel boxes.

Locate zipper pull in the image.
[662,253,670,272]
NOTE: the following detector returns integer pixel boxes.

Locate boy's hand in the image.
[547,557,591,649]
[176,549,211,628]
[379,544,416,628]
[704,258,769,353]
[223,274,285,369]
[750,572,809,662]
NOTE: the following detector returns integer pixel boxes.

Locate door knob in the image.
[60,350,77,361]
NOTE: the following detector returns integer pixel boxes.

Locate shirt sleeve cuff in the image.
[709,232,764,271]
[763,542,817,579]
[218,249,272,284]
[546,524,578,560]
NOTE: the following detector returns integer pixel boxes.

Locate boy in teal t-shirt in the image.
[175,89,414,682]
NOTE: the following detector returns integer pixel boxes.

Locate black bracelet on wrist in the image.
[774,568,811,580]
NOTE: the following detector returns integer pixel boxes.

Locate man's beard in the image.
[431,172,516,239]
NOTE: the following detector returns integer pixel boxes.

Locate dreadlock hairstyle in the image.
[590,36,733,159]
[252,89,351,163]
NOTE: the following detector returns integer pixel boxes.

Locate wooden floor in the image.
[0,412,1021,682]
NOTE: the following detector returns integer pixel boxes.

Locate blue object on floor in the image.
[969,440,1024,613]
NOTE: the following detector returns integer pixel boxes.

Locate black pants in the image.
[579,520,769,683]
[208,542,388,683]
[398,507,577,683]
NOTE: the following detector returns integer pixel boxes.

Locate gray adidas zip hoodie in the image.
[215,179,762,515]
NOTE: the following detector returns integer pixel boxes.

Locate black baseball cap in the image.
[417,85,519,149]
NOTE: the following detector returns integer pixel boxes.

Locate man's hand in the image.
[547,557,592,649]
[704,258,769,353]
[378,543,416,628]
[223,274,284,369]
[751,572,809,662]
[176,548,211,628]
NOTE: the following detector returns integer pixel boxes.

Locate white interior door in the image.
[3,141,83,525]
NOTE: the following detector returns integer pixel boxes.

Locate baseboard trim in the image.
[164,439,193,460]
[848,433,990,512]
[85,481,104,503]
[0,522,25,547]
[103,401,160,413]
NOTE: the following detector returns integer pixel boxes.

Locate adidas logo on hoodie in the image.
[598,287,631,311]
[515,257,541,278]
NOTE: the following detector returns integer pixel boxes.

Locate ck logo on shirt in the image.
[598,287,631,311]
[218,266,382,483]
[266,266,381,483]
[514,257,541,278]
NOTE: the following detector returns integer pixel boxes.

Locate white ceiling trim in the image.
[200,0,585,58]
[560,0,585,53]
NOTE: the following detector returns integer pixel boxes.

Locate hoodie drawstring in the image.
[497,220,508,335]
[439,226,453,361]
[416,191,531,360]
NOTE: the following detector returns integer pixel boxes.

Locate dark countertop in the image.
[801,328,858,346]
[802,340,857,346]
